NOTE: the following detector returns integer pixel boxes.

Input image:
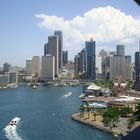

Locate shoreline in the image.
[71,112,120,137]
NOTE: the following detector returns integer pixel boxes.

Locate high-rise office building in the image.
[63,51,68,66]
[79,49,87,74]
[135,52,140,90]
[117,44,125,80]
[44,43,48,56]
[47,36,59,76]
[117,45,125,56]
[31,56,41,78]
[74,55,79,73]
[99,49,108,78]
[54,30,63,72]
[26,59,32,75]
[3,62,11,72]
[42,55,55,80]
[96,56,102,80]
[85,38,96,79]
[125,56,132,80]
[112,55,125,80]
[108,45,125,80]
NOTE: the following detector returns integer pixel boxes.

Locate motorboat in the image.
[79,93,86,99]
[9,117,21,126]
[87,95,95,98]
[54,83,59,87]
[64,92,72,97]
[32,85,37,89]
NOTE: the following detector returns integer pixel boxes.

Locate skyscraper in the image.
[54,30,63,72]
[31,56,41,78]
[42,55,55,80]
[74,55,79,73]
[117,45,125,56]
[99,49,108,78]
[85,38,96,79]
[63,51,68,66]
[3,62,11,72]
[135,52,140,90]
[47,36,59,76]
[79,49,87,74]
[44,43,48,56]
[125,56,132,80]
[26,59,32,75]
[96,56,102,80]
[108,45,125,80]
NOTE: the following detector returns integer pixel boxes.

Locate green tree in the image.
[91,107,97,121]
[128,117,135,132]
[80,105,85,118]
[120,107,132,117]
[86,107,91,119]
[135,102,140,115]
[102,108,119,127]
[93,111,97,121]
[134,102,140,120]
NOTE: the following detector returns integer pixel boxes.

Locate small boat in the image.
[32,85,37,89]
[64,92,72,97]
[9,117,21,126]
[79,93,86,99]
[87,95,95,98]
[54,83,59,87]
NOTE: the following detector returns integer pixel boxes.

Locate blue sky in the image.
[0,0,140,67]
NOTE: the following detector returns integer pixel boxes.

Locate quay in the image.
[72,112,129,137]
[81,96,118,102]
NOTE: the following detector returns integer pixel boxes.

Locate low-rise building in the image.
[108,101,138,111]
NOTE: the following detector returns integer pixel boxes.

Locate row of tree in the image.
[102,102,140,131]
[80,102,140,132]
[80,105,98,121]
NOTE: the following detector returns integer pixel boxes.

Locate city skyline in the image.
[0,0,140,67]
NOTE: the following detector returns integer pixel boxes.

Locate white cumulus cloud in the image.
[35,6,140,59]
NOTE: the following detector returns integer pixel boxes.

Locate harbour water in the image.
[0,86,115,140]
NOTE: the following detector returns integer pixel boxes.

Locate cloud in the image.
[35,6,140,59]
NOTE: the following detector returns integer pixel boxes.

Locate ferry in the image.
[9,117,21,126]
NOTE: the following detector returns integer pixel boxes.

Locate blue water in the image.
[0,86,115,140]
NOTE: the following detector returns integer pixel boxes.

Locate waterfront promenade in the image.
[72,112,129,137]
[81,96,118,102]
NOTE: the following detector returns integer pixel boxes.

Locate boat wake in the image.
[4,117,22,140]
[61,92,72,99]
